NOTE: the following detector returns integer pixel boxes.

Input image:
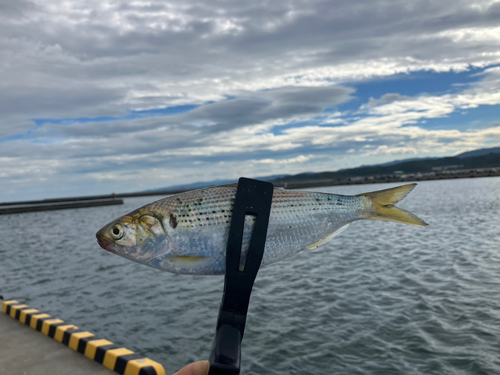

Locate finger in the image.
[172,360,210,375]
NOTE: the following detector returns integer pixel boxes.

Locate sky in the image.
[1,0,500,202]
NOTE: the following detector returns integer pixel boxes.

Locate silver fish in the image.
[96,184,427,275]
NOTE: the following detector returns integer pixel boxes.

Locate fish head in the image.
[96,209,169,264]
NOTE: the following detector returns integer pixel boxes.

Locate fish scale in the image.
[135,187,370,274]
[96,184,426,275]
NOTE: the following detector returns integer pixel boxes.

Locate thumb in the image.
[173,360,210,375]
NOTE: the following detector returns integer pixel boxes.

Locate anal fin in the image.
[304,223,350,250]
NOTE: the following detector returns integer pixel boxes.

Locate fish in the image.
[96,183,427,275]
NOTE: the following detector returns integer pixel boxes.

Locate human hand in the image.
[172,360,210,375]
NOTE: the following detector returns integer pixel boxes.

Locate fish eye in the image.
[110,224,124,240]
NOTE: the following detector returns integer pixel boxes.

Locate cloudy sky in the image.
[2,0,500,201]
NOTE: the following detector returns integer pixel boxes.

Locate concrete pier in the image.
[0,312,115,375]
[0,299,166,375]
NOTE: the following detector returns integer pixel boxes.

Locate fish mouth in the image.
[96,228,117,254]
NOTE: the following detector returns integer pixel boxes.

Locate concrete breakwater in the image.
[0,188,191,215]
[0,198,124,215]
[0,190,189,207]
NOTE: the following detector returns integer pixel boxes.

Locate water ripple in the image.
[1,178,500,374]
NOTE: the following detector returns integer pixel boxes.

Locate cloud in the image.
[191,85,355,133]
[364,93,414,109]
[2,0,500,200]
[6,68,500,166]
[254,155,314,165]
[3,67,500,201]
[30,85,354,139]
[2,0,500,129]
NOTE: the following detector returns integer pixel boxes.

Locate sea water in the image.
[1,177,500,374]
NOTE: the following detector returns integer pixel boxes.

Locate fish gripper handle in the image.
[208,177,274,375]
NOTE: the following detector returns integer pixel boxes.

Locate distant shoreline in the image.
[276,167,500,190]
[2,167,499,207]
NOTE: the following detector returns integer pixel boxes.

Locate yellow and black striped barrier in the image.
[1,299,166,375]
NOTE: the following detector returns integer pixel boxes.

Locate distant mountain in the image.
[147,147,500,192]
[256,173,292,181]
[147,179,236,192]
[370,157,438,167]
[456,147,500,158]
[271,146,500,184]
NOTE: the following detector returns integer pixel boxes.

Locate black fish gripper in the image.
[208,177,274,375]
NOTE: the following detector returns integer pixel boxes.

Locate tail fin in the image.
[358,184,428,226]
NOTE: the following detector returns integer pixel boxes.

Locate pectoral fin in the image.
[148,254,211,272]
[165,255,206,261]
[163,255,210,268]
[164,255,208,264]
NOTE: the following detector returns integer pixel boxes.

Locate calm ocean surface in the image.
[2,178,500,374]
